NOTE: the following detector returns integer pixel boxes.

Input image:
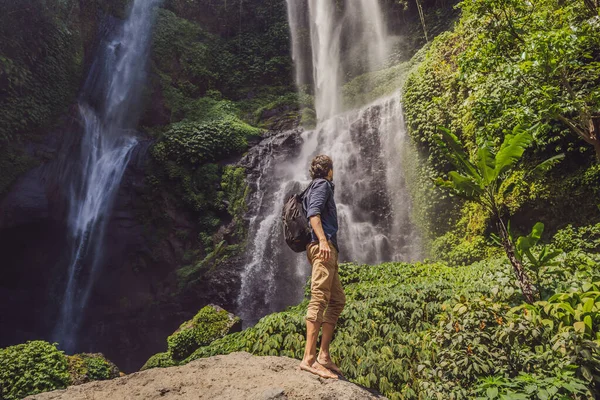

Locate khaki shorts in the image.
[305,241,346,325]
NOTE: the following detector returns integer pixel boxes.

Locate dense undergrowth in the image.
[142,224,600,399]
[402,0,600,264]
[0,341,119,400]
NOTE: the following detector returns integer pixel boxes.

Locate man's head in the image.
[310,155,333,181]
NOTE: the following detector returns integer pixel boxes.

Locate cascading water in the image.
[53,0,161,351]
[237,0,419,325]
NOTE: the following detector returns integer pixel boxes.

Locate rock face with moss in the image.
[0,341,119,400]
[66,353,121,386]
[141,305,241,370]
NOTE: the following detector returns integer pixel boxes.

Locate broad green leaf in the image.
[574,321,586,333]
[560,303,576,315]
[540,319,554,330]
[583,298,595,314]
[448,171,484,199]
[529,222,544,243]
[537,389,549,400]
[584,315,593,332]
[486,387,499,398]
[539,250,562,265]
[477,143,496,185]
[581,366,593,381]
[494,126,533,177]
[437,127,481,180]
[515,223,544,264]
[529,153,565,178]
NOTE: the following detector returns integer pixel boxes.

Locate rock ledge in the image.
[28,352,386,400]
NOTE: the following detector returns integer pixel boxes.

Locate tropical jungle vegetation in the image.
[1,0,600,399]
[141,0,600,398]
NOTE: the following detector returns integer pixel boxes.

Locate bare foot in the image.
[317,357,344,376]
[299,361,339,379]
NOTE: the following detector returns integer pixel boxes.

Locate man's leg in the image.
[316,322,343,374]
[300,243,337,379]
[318,247,345,375]
[299,320,336,379]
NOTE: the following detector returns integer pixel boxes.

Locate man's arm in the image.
[310,215,331,260]
[305,180,332,260]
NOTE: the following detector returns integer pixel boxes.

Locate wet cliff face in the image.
[0,123,249,371]
[0,0,295,371]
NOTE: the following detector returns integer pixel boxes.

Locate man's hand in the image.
[319,238,331,260]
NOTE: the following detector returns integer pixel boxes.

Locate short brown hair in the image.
[310,155,333,179]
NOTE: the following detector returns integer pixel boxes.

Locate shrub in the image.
[0,341,70,400]
[553,223,600,253]
[166,305,241,361]
[67,353,120,385]
[153,118,261,167]
[140,352,175,371]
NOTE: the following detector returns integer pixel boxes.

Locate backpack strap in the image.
[299,184,311,198]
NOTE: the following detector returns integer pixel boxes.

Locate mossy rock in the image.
[140,352,176,371]
[0,341,70,400]
[152,118,261,168]
[0,341,123,399]
[67,353,120,385]
[167,305,241,361]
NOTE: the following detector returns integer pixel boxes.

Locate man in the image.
[299,155,345,379]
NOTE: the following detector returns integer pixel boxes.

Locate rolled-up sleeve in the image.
[306,180,330,218]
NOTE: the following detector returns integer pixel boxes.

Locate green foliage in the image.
[459,0,600,156]
[475,372,590,400]
[511,223,562,286]
[140,352,175,371]
[402,0,600,256]
[67,353,119,385]
[248,92,304,128]
[221,166,250,239]
[0,0,83,142]
[433,125,562,302]
[166,306,240,361]
[0,341,70,400]
[553,223,600,253]
[153,118,260,167]
[158,255,600,399]
[431,231,494,266]
[517,285,600,340]
[147,111,256,273]
[142,306,240,369]
[151,2,292,104]
[434,126,548,212]
[0,341,121,398]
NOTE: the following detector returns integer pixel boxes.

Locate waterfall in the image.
[53,0,161,351]
[237,0,419,325]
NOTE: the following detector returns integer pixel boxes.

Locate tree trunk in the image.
[415,0,428,42]
[497,220,537,304]
[594,140,600,161]
[583,0,599,16]
[557,114,600,161]
[591,116,600,161]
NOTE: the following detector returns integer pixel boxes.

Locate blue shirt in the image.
[303,178,339,251]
